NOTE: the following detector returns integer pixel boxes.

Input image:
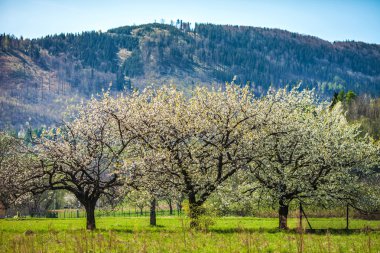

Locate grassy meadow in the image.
[1,216,380,253]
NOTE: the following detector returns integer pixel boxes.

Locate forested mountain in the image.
[1,22,380,129]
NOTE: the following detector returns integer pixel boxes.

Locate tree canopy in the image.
[2,85,379,230]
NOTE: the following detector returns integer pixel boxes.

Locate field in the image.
[1,217,380,253]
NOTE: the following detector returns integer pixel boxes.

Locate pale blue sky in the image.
[1,0,379,43]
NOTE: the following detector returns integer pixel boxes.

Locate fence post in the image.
[301,205,313,230]
[346,204,349,230]
[299,202,303,233]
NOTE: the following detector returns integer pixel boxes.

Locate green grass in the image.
[1,217,379,252]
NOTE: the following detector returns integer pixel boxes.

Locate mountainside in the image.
[1,22,380,129]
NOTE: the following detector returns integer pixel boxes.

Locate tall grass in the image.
[1,217,379,252]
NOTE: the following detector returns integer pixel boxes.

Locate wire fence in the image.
[26,208,183,219]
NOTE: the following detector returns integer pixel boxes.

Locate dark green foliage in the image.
[346,90,357,104]
[331,90,357,107]
[115,72,133,91]
[191,24,380,94]
[2,22,380,98]
[109,23,186,37]
[337,90,346,102]
[22,127,44,144]
[37,31,139,73]
[122,49,144,77]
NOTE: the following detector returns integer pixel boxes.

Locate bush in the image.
[182,200,216,231]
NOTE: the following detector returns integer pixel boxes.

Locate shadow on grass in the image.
[94,228,134,233]
[302,228,379,235]
[209,227,379,235]
[151,224,165,228]
[12,227,380,237]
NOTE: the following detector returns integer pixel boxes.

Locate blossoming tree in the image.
[112,86,268,227]
[0,132,32,214]
[246,88,377,229]
[30,94,135,230]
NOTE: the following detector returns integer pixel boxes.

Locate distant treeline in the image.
[2,22,380,96]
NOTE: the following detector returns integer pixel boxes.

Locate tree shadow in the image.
[210,227,281,234]
[151,224,165,228]
[93,228,134,233]
[303,228,378,235]
[209,227,379,235]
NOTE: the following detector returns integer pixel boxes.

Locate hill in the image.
[1,22,380,129]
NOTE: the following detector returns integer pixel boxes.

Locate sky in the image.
[0,0,379,44]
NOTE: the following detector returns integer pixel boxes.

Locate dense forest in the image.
[1,22,380,129]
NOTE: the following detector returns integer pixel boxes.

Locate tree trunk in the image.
[298,202,303,233]
[150,198,156,226]
[346,204,349,230]
[188,193,203,228]
[85,202,97,230]
[168,199,173,215]
[278,202,289,230]
[177,202,182,215]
